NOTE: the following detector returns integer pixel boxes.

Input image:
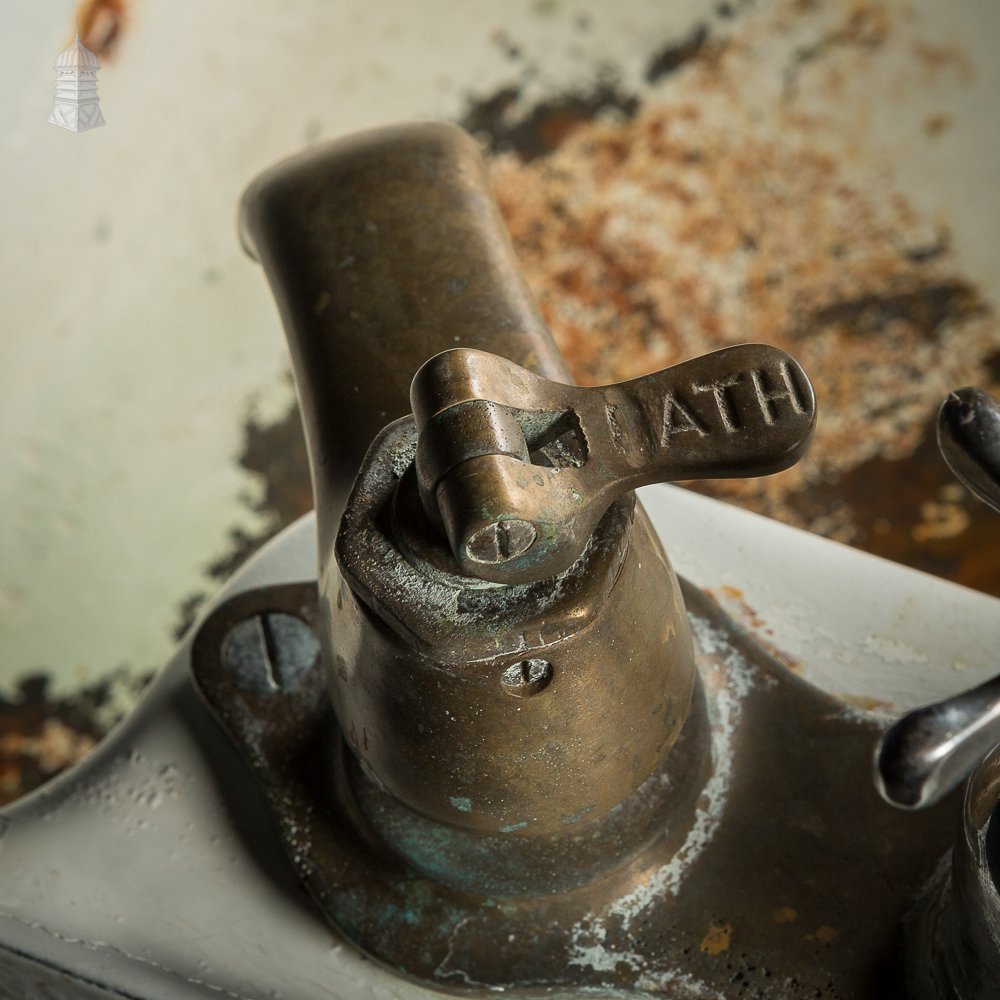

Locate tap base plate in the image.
[191,579,959,997]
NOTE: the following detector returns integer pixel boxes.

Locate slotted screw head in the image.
[222,612,319,694]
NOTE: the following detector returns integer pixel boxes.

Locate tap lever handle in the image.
[875,672,1000,810]
[411,344,816,584]
[875,385,1000,810]
[938,387,1000,514]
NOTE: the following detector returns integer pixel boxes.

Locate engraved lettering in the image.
[693,374,743,432]
[605,403,626,454]
[750,362,806,425]
[660,392,708,445]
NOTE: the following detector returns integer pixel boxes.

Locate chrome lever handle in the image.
[411,344,816,584]
[875,674,1000,809]
[876,386,1000,810]
[938,387,1000,514]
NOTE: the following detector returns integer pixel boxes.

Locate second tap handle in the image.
[875,673,1000,810]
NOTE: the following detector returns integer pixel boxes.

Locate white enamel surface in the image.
[1,500,998,998]
[644,484,1000,712]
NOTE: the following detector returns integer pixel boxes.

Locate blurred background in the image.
[1,0,998,804]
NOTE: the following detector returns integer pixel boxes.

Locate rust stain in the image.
[773,906,798,924]
[703,587,803,673]
[74,0,130,61]
[911,41,976,85]
[806,925,840,944]
[924,113,953,138]
[782,3,891,97]
[461,77,639,161]
[0,670,148,807]
[912,498,971,543]
[700,922,733,955]
[645,23,711,84]
[841,694,894,713]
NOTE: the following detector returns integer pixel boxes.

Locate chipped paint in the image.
[74,0,129,60]
[699,922,733,955]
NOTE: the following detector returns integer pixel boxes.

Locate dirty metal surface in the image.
[192,579,959,999]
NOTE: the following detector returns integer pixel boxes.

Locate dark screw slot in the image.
[222,612,319,695]
[467,519,537,565]
[501,658,553,698]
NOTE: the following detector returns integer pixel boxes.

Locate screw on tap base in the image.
[499,658,552,697]
[222,613,319,694]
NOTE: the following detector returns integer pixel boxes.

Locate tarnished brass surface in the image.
[238,122,572,560]
[333,418,697,837]
[192,582,960,996]
[239,120,699,844]
[411,345,816,583]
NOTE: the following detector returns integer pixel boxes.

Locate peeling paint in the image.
[699,921,733,955]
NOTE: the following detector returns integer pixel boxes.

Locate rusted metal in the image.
[411,344,816,583]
